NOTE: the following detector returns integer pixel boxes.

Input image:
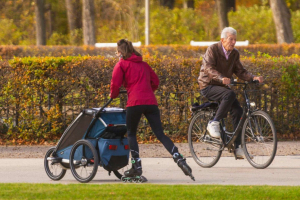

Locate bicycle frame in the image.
[218,81,260,151]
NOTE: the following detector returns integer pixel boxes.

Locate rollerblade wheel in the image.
[121,176,127,183]
[140,176,148,183]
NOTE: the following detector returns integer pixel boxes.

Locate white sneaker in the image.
[207,121,221,138]
[235,147,254,159]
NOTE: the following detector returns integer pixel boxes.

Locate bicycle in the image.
[188,80,277,169]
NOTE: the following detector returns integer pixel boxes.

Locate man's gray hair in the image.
[221,27,237,39]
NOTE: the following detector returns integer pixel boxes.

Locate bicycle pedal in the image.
[227,144,235,153]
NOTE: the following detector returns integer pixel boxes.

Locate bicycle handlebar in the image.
[229,79,260,86]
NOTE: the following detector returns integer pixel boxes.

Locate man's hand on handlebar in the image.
[253,76,263,83]
[222,77,231,85]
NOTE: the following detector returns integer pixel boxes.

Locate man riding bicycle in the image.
[198,27,263,159]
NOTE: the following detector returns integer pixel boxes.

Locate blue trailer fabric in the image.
[87,112,126,138]
[57,139,97,159]
[72,139,98,160]
[98,138,129,167]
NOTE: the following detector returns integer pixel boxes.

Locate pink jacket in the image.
[110,53,159,107]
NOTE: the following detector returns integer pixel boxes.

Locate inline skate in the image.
[173,153,195,181]
[121,158,148,183]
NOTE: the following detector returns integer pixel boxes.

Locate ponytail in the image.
[117,39,142,59]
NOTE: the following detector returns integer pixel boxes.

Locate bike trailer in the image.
[54,107,129,171]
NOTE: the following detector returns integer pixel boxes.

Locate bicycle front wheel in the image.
[188,111,222,168]
[242,110,277,169]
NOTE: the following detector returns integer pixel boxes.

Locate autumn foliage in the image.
[0,55,300,144]
[1,44,300,60]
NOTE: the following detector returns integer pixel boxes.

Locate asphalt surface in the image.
[1,156,300,185]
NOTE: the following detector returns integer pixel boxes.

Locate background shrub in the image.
[0,55,299,144]
[1,44,300,60]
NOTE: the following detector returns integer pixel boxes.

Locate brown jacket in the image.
[198,41,254,90]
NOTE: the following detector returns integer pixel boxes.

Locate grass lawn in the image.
[0,183,300,200]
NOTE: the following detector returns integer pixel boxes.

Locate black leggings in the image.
[126,105,178,158]
[201,85,243,147]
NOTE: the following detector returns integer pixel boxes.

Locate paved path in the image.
[1,156,300,185]
[1,141,300,158]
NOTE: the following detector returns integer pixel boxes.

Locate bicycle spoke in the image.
[193,121,202,132]
[257,118,269,135]
[193,132,203,142]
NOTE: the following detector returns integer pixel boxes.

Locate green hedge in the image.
[0,55,299,144]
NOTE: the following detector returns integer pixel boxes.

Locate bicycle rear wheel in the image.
[242,110,277,169]
[188,110,222,168]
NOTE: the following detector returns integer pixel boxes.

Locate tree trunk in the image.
[66,0,82,45]
[35,0,46,45]
[227,0,236,12]
[215,0,229,32]
[183,0,194,9]
[45,3,53,39]
[66,0,82,31]
[82,0,95,45]
[160,0,175,9]
[270,0,294,44]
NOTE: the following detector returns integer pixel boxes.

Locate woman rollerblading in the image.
[110,39,195,182]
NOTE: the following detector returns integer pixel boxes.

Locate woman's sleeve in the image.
[110,62,124,98]
[147,64,159,91]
